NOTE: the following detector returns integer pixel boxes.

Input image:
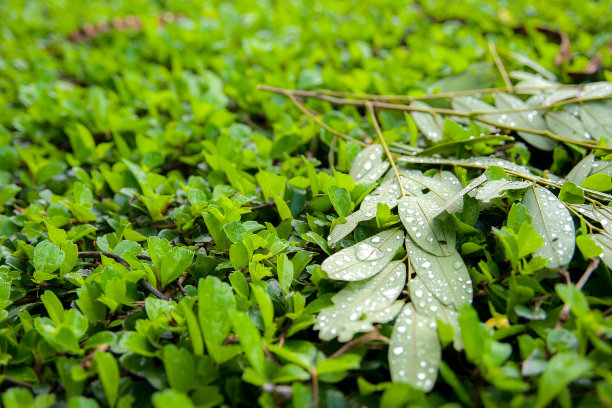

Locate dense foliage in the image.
[1,0,612,407]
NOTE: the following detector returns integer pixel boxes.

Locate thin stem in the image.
[556,257,600,328]
[365,101,405,196]
[316,84,586,102]
[258,85,612,152]
[78,251,170,301]
[283,89,368,147]
[328,328,388,360]
[489,42,512,90]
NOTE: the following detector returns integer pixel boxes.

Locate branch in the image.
[78,251,170,301]
[258,85,612,152]
[555,257,600,328]
[328,328,389,360]
[365,102,405,196]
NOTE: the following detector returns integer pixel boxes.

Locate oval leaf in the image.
[389,303,441,391]
[323,229,404,281]
[315,261,406,341]
[522,186,575,268]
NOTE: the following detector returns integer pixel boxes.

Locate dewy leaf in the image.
[591,160,612,177]
[471,179,532,202]
[400,170,463,213]
[315,261,406,341]
[522,186,575,268]
[409,277,462,350]
[580,102,612,142]
[533,352,594,408]
[410,101,444,142]
[405,237,472,307]
[389,303,441,392]
[349,144,390,184]
[592,234,612,269]
[327,177,402,245]
[322,229,404,281]
[494,93,557,151]
[545,111,591,142]
[33,241,65,275]
[567,154,595,185]
[398,195,456,256]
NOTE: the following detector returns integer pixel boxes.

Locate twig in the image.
[78,251,170,301]
[328,328,389,360]
[556,257,600,328]
[366,102,405,196]
[281,89,368,147]
[489,42,512,90]
[258,85,612,152]
[1,375,33,388]
[310,365,319,407]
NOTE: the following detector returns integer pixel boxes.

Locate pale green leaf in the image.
[388,303,440,392]
[567,154,595,185]
[315,261,406,341]
[580,102,612,142]
[322,229,404,281]
[405,237,472,307]
[522,186,575,268]
[471,179,532,202]
[398,195,456,256]
[545,111,591,142]
[410,101,444,142]
[349,144,390,184]
[409,277,462,350]
[495,92,557,151]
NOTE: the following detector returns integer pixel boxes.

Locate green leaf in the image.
[389,303,441,391]
[567,154,595,185]
[277,253,294,295]
[405,237,472,307]
[580,102,612,142]
[152,390,195,408]
[41,290,64,325]
[163,345,196,393]
[576,235,603,259]
[349,144,390,184]
[95,351,119,408]
[322,228,404,281]
[534,352,593,408]
[410,101,444,142]
[198,277,238,364]
[522,186,575,268]
[33,241,65,275]
[555,283,589,318]
[328,186,353,218]
[315,261,405,341]
[494,92,557,151]
[472,179,531,202]
[231,311,267,379]
[545,111,590,142]
[581,173,612,192]
[398,195,456,256]
[559,181,585,204]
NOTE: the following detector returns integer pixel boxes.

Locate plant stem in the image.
[365,101,405,196]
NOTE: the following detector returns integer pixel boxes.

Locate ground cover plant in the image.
[1,0,612,407]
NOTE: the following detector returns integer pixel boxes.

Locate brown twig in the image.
[489,42,512,90]
[556,257,600,328]
[1,375,33,388]
[78,251,170,301]
[328,328,389,360]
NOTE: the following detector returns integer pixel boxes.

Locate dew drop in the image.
[393,347,404,355]
[356,243,384,261]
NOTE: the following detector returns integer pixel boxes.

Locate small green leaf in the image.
[534,352,593,408]
[33,241,65,275]
[95,351,119,408]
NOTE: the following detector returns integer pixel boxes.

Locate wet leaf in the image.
[410,101,444,142]
[405,237,472,307]
[567,154,595,184]
[322,229,405,281]
[389,303,441,392]
[522,186,575,268]
[315,261,406,341]
[349,144,391,184]
[580,102,612,142]
[545,111,591,142]
[471,179,532,202]
[398,195,456,256]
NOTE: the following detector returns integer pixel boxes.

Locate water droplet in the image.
[453,261,463,269]
[356,243,384,261]
[371,236,381,243]
[393,347,404,355]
